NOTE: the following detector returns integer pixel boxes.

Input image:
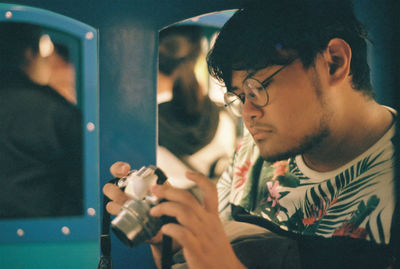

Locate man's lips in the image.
[250,128,273,140]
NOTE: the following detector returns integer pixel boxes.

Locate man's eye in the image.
[248,92,256,99]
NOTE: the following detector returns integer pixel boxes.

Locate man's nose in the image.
[242,99,263,123]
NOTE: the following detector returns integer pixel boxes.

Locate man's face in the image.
[231,59,333,162]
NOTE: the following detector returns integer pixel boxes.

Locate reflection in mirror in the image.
[0,22,83,218]
[157,20,241,190]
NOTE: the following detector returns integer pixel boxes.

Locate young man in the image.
[104,0,397,267]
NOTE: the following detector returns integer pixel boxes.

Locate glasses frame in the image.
[224,60,295,116]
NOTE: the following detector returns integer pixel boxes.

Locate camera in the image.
[111,165,168,248]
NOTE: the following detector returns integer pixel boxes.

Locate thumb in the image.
[110,161,131,178]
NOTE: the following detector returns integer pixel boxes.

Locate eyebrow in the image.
[230,68,271,93]
[229,86,239,93]
[243,70,258,82]
[230,65,282,92]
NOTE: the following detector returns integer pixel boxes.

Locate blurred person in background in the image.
[48,43,77,105]
[0,22,82,218]
[157,25,238,190]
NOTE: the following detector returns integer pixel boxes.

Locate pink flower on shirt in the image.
[272,161,289,181]
[234,160,251,189]
[267,180,281,207]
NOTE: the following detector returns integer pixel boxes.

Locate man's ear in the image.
[323,38,351,86]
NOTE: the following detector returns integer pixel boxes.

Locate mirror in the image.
[0,21,83,219]
[156,12,241,189]
[0,3,98,243]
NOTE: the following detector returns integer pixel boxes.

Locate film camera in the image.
[111,165,169,247]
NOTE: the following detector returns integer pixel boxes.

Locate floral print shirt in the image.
[217,119,396,244]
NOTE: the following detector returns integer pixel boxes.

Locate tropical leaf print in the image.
[365,210,386,243]
[253,161,298,222]
[284,207,306,232]
[301,196,339,235]
[288,158,311,183]
[277,174,300,188]
[299,152,388,238]
[332,195,379,239]
[224,127,394,244]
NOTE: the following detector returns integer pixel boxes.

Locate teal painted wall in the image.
[0,241,98,269]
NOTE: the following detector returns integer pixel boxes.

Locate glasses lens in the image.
[224,92,243,117]
[243,78,268,107]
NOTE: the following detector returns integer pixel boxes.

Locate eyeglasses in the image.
[224,62,293,117]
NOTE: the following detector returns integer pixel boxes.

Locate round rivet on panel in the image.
[17,228,24,237]
[5,11,12,19]
[85,32,94,40]
[86,122,95,132]
[61,226,70,235]
[87,208,96,216]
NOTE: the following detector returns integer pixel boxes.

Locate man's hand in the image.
[149,171,245,269]
[102,162,164,242]
[102,161,131,215]
[102,161,166,269]
[102,162,244,269]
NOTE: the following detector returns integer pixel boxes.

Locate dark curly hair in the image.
[207,0,374,97]
[0,22,42,72]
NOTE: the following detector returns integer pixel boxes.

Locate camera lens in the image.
[112,199,162,247]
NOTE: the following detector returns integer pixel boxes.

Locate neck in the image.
[302,94,394,172]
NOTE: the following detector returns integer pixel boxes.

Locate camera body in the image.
[111,165,167,247]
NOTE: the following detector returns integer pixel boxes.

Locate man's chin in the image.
[257,143,302,163]
[257,145,288,162]
[260,151,294,163]
[256,126,330,163]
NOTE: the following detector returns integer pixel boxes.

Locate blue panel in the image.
[353,0,397,106]
[0,241,99,269]
[0,4,99,243]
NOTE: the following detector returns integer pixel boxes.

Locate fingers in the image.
[150,201,203,232]
[103,161,131,215]
[145,230,164,245]
[106,201,123,215]
[109,161,131,178]
[161,223,201,255]
[151,184,202,211]
[103,183,130,205]
[150,172,218,217]
[149,175,219,239]
[185,171,218,214]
